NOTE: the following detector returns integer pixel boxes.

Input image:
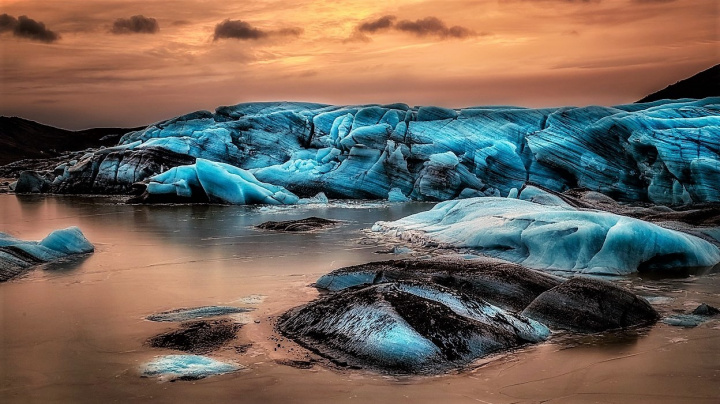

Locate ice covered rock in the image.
[140,355,241,381]
[0,227,94,282]
[521,277,659,332]
[146,306,253,322]
[278,282,548,373]
[372,198,720,275]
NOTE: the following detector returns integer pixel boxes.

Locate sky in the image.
[0,0,717,129]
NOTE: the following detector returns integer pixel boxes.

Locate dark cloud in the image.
[111,15,159,34]
[395,17,476,38]
[0,14,61,43]
[0,13,17,33]
[213,19,302,41]
[358,15,396,33]
[349,15,476,41]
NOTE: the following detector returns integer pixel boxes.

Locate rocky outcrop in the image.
[521,277,659,332]
[278,257,659,374]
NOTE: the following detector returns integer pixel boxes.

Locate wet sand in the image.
[0,195,718,403]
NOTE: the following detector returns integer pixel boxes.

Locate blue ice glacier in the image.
[371,198,720,275]
[44,98,720,205]
[0,227,94,281]
[141,355,241,381]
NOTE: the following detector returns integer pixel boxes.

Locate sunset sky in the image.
[0,0,717,129]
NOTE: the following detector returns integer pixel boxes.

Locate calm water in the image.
[0,194,718,404]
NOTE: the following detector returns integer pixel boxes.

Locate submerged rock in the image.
[278,282,548,374]
[147,306,253,322]
[256,217,339,232]
[521,277,659,333]
[315,257,561,312]
[692,303,720,316]
[148,319,241,354]
[140,355,241,381]
[0,227,94,282]
[372,197,720,275]
[662,303,720,328]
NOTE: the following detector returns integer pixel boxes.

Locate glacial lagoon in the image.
[1,194,718,403]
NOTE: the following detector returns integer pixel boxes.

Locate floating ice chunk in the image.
[662,314,709,328]
[0,227,94,282]
[298,192,329,204]
[147,306,254,322]
[141,355,241,381]
[372,198,720,275]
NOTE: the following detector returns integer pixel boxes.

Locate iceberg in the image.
[371,198,720,275]
[32,98,719,206]
[0,227,94,282]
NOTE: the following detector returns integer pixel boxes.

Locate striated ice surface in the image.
[145,158,300,204]
[371,198,720,275]
[141,355,241,381]
[43,99,719,205]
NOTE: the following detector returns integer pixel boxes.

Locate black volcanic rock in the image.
[638,64,720,103]
[256,217,339,232]
[521,277,659,333]
[0,116,143,165]
[148,319,242,354]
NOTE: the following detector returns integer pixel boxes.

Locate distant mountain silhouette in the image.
[638,64,719,103]
[0,117,143,165]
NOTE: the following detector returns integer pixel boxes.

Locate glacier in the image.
[371,197,720,275]
[0,227,94,281]
[24,98,719,206]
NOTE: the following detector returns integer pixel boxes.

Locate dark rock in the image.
[315,257,562,312]
[521,277,659,333]
[275,359,316,369]
[14,171,49,193]
[147,319,242,354]
[52,147,196,194]
[278,282,548,374]
[256,217,339,232]
[147,306,253,322]
[691,303,720,316]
